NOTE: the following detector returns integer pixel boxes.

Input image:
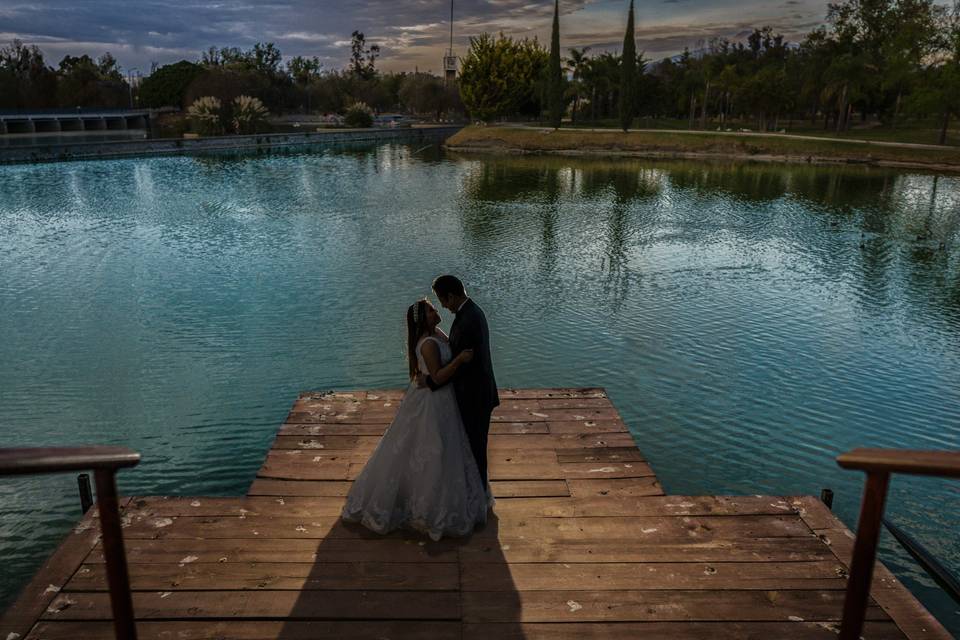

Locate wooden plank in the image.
[359,390,406,401]
[125,496,347,517]
[499,388,607,400]
[492,409,621,423]
[486,450,560,463]
[42,590,460,621]
[489,496,811,519]
[492,498,574,517]
[272,435,382,448]
[289,399,364,414]
[270,431,636,452]
[285,411,385,425]
[246,478,570,499]
[264,451,371,464]
[258,464,351,481]
[487,480,570,498]
[28,620,461,640]
[570,495,804,518]
[556,447,645,463]
[462,622,907,640]
[247,479,353,496]
[461,589,890,623]
[538,398,614,409]
[67,561,459,591]
[567,478,664,498]
[458,537,838,564]
[277,424,389,437]
[415,461,567,482]
[492,400,542,411]
[461,561,847,591]
[89,538,457,564]
[298,390,370,401]
[547,420,628,434]
[118,513,814,541]
[490,422,550,435]
[490,433,637,450]
[0,501,131,640]
[559,461,656,479]
[267,436,377,450]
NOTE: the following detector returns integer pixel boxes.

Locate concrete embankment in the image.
[446,126,960,173]
[0,125,463,165]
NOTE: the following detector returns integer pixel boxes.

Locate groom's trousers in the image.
[463,408,493,487]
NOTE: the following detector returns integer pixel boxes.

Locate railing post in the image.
[93,469,137,640]
[820,488,834,510]
[839,471,890,640]
[77,473,93,514]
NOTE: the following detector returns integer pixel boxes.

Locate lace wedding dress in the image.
[341,335,488,541]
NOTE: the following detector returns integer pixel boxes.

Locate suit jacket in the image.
[432,299,499,416]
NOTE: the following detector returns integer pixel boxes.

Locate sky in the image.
[0,0,836,75]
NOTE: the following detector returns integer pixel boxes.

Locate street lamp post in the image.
[127,69,140,108]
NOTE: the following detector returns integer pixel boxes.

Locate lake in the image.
[1,142,958,632]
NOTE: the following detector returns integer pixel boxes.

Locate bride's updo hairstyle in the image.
[406,299,431,380]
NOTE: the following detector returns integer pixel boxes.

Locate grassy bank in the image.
[446,126,960,172]
[569,117,959,147]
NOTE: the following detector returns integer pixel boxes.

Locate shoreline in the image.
[0,125,463,165]
[445,126,960,174]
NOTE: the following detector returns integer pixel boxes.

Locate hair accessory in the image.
[412,302,420,323]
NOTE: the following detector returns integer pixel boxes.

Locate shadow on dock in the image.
[278,514,522,639]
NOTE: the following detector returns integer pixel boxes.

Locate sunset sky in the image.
[1,0,837,74]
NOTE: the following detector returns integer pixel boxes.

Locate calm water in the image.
[1,144,959,632]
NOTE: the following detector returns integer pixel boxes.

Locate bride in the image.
[341,298,489,541]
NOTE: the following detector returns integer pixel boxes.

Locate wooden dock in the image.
[2,388,951,639]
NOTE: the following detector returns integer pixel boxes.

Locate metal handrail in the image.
[0,447,141,640]
[883,517,960,605]
[836,448,960,640]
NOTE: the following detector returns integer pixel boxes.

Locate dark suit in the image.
[427,298,499,485]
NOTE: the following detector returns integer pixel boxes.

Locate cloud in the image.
[0,0,837,73]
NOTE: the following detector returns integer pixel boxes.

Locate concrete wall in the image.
[0,126,463,165]
[0,110,153,138]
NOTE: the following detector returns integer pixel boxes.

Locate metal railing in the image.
[0,447,141,640]
[836,448,960,640]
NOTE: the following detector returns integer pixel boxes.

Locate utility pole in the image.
[443,0,457,86]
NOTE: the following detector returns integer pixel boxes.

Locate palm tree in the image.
[565,47,590,124]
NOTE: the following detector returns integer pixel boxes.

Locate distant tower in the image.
[443,0,457,85]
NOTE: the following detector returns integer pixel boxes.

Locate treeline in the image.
[0,44,129,109]
[0,32,461,118]
[460,0,960,143]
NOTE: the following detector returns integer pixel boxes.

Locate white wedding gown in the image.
[341,335,489,541]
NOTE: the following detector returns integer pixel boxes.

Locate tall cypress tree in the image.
[619,0,637,132]
[548,0,564,128]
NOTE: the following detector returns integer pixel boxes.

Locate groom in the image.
[423,275,499,487]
